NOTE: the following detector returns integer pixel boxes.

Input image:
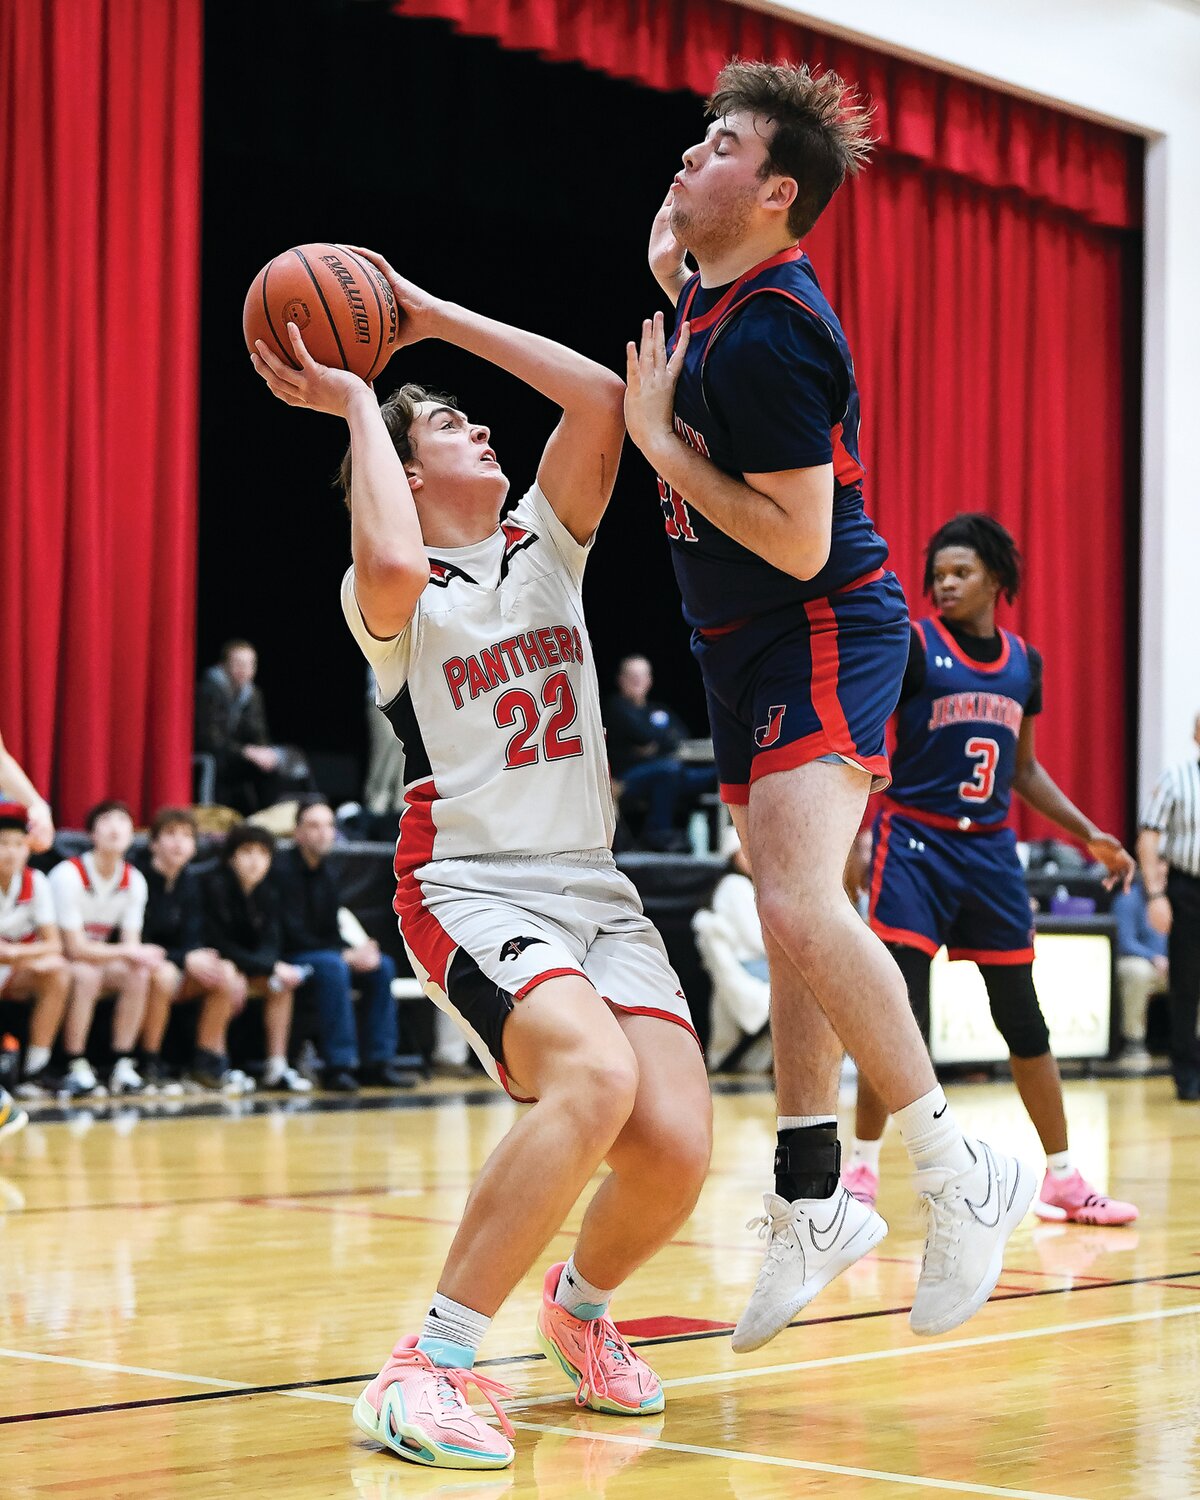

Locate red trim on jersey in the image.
[683,246,804,335]
[18,868,34,903]
[881,797,1010,834]
[802,594,858,757]
[869,919,940,957]
[392,778,458,993]
[869,809,894,923]
[604,1002,702,1051]
[749,731,890,788]
[719,781,750,806]
[830,421,866,486]
[928,614,1012,675]
[495,1061,537,1105]
[69,855,131,890]
[696,616,752,639]
[836,566,885,593]
[513,967,589,1001]
[947,945,1035,966]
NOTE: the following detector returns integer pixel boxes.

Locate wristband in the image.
[1147,890,1168,901]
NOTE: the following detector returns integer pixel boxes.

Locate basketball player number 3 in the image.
[959,736,999,803]
[494,671,585,769]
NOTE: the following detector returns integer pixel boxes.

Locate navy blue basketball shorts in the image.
[691,568,909,805]
[868,802,1036,964]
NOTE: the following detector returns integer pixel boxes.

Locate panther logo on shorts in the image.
[499,935,547,962]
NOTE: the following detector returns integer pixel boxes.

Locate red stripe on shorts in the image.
[392,778,457,992]
[802,594,858,759]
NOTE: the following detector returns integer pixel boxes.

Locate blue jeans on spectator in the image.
[288,949,398,1069]
[619,756,715,836]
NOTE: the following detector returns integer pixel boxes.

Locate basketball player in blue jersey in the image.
[625,58,1034,1346]
[842,514,1139,1226]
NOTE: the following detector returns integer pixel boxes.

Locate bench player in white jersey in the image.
[48,801,162,1098]
[0,802,70,1130]
[251,247,712,1472]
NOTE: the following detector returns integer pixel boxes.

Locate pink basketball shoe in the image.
[841,1161,880,1209]
[1033,1168,1139,1226]
[353,1335,515,1469]
[536,1263,664,1415]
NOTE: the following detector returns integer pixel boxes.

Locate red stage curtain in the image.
[0,0,203,826]
[396,0,1139,842]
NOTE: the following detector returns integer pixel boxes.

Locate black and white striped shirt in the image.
[1141,760,1200,877]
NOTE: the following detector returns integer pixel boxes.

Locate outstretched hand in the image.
[1086,832,1136,892]
[251,322,371,418]
[624,310,690,458]
[649,187,688,283]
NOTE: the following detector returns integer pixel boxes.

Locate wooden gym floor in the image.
[1,1074,1198,1498]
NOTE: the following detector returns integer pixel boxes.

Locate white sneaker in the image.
[222,1069,256,1096]
[262,1063,313,1094]
[909,1137,1036,1337]
[65,1058,107,1099]
[109,1057,146,1096]
[732,1187,889,1353]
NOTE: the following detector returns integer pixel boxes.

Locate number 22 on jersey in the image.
[495,671,584,769]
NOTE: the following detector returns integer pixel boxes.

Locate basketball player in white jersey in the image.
[49,801,162,1098]
[251,248,712,1472]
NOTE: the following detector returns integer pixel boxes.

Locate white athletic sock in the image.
[1046,1150,1073,1177]
[263,1055,288,1081]
[850,1136,883,1174]
[895,1087,973,1174]
[418,1292,491,1369]
[555,1255,615,1321]
[24,1044,51,1076]
[776,1114,837,1131]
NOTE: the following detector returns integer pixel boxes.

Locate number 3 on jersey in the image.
[657,475,697,542]
[495,671,585,770]
[959,736,999,803]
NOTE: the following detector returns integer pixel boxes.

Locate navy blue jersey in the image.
[662,246,889,629]
[888,617,1035,826]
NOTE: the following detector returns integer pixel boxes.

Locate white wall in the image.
[741,0,1200,804]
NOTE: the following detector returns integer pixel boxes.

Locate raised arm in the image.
[1012,716,1134,890]
[0,729,54,852]
[349,247,625,547]
[252,323,428,640]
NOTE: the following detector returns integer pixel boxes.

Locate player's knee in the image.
[560,1050,640,1138]
[984,966,1050,1058]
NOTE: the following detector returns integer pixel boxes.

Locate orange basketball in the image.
[243,243,400,381]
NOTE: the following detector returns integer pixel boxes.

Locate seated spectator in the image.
[200,824,311,1091]
[693,827,771,1073]
[0,802,71,1098]
[136,807,254,1095]
[604,655,715,851]
[50,801,163,1098]
[1111,875,1169,1069]
[195,640,312,814]
[273,796,416,1091]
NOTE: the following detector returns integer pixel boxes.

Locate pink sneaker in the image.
[841,1161,879,1209]
[536,1263,664,1415]
[1033,1168,1139,1226]
[353,1335,515,1469]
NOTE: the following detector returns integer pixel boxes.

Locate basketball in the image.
[242,243,400,381]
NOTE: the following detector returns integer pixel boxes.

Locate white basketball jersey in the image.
[342,484,616,864]
[0,866,55,944]
[49,853,147,940]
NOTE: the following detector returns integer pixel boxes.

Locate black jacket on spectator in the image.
[137,858,205,970]
[603,694,690,777]
[272,846,345,954]
[195,666,272,769]
[200,864,281,978]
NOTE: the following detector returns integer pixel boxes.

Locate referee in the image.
[1138,712,1200,1101]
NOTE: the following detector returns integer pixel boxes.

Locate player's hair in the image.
[222,823,276,862]
[85,799,133,833]
[150,806,197,841]
[924,513,1023,604]
[707,59,876,239]
[334,384,459,508]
